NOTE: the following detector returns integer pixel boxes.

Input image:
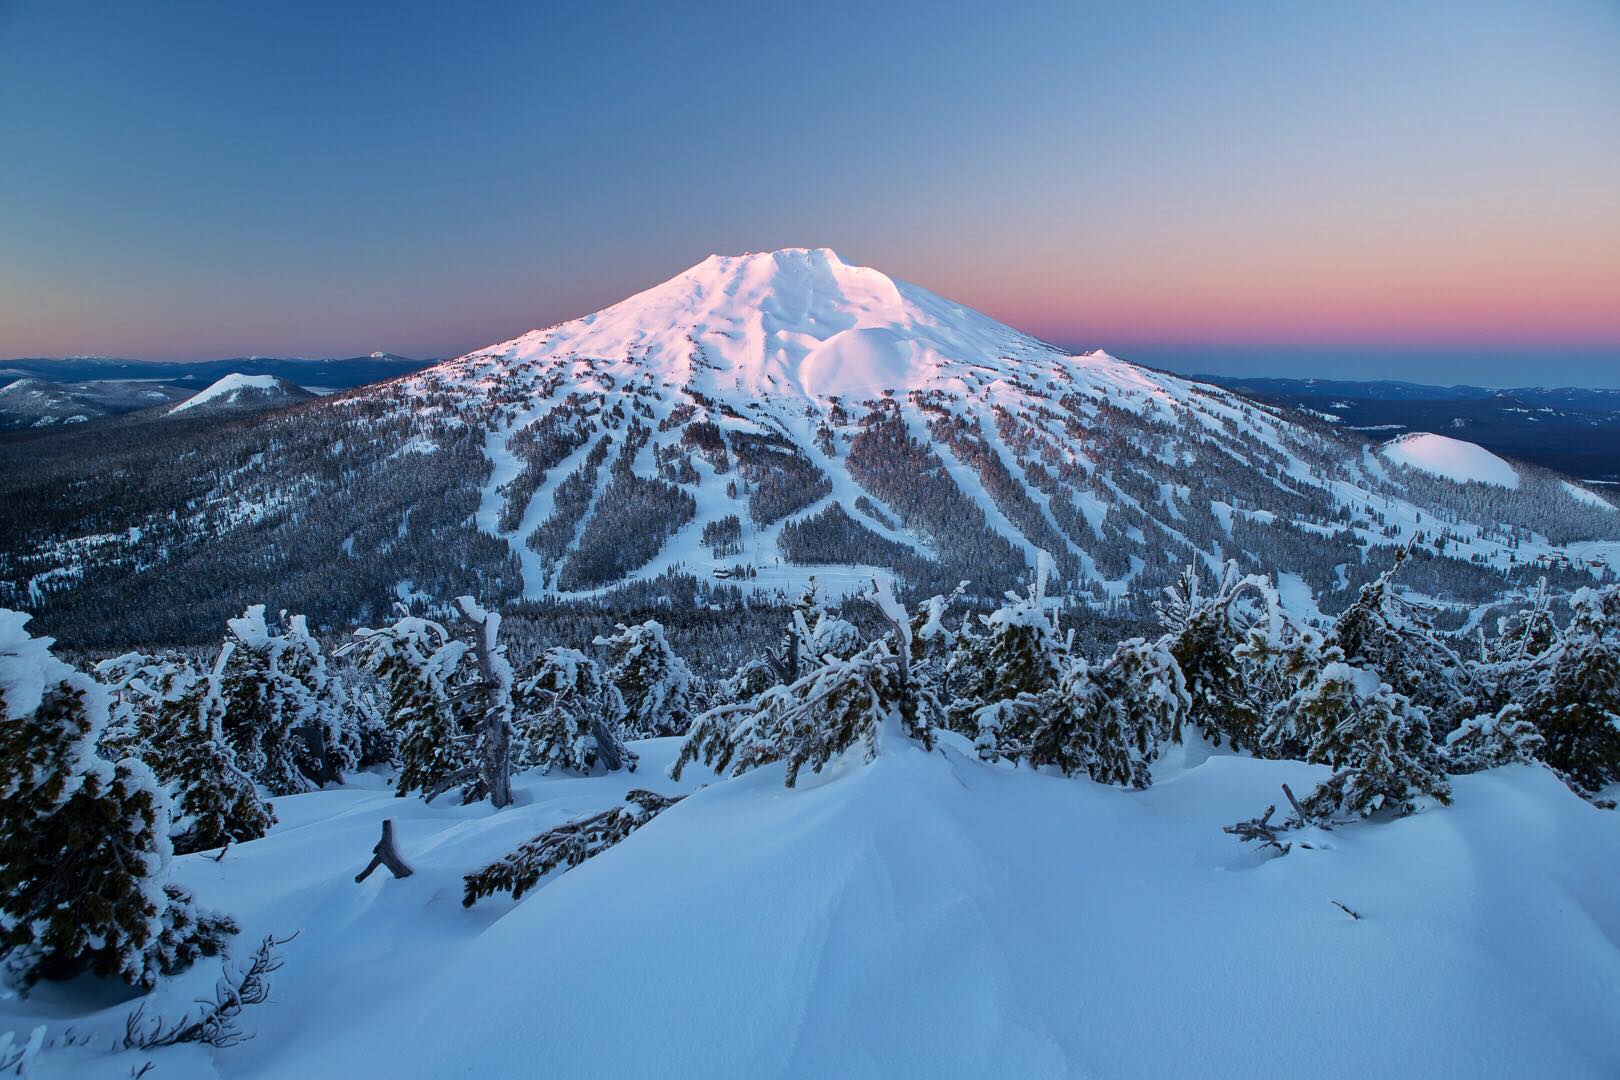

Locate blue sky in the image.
[1,0,1617,385]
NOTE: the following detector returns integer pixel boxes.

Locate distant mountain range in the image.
[0,353,433,391]
[0,354,434,431]
[1199,375,1620,483]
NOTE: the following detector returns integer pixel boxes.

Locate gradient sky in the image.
[2,0,1618,385]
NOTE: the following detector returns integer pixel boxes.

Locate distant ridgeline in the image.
[2,250,1618,656]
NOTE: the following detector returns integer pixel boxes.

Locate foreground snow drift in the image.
[9,740,1619,1079]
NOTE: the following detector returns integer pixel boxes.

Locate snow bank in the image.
[1377,433,1520,489]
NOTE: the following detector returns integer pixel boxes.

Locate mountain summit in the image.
[477,247,1046,402]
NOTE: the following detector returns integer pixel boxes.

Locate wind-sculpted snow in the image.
[20,738,1615,1079]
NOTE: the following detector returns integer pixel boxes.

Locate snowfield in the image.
[11,738,1617,1079]
[1377,432,1520,489]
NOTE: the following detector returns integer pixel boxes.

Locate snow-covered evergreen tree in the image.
[0,610,234,990]
[1329,545,1479,732]
[346,599,520,806]
[1155,562,1271,749]
[462,789,681,907]
[513,646,636,775]
[218,606,353,794]
[985,638,1187,788]
[1444,704,1545,775]
[347,609,477,801]
[947,553,1067,738]
[594,620,697,738]
[455,597,516,808]
[148,649,277,855]
[672,580,935,786]
[1284,662,1451,820]
[1514,586,1620,793]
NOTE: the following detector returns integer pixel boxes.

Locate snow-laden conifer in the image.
[1513,586,1620,792]
[594,620,696,738]
[947,553,1067,739]
[218,606,353,794]
[513,646,636,775]
[1444,704,1545,775]
[1330,545,1479,731]
[1155,562,1271,749]
[347,608,477,801]
[0,610,234,990]
[672,579,935,786]
[983,638,1187,787]
[462,789,681,907]
[1284,662,1451,820]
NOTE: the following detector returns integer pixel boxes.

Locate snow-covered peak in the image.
[460,247,1055,402]
[1377,432,1520,489]
[169,372,311,415]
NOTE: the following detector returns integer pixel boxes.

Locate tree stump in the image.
[355,819,414,882]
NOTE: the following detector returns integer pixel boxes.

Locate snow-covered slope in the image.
[168,373,315,416]
[1377,432,1520,489]
[11,738,1616,1079]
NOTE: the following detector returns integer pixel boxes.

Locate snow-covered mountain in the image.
[6,248,1620,648]
[410,247,1616,606]
[165,373,315,417]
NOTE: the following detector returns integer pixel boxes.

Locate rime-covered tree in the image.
[595,620,697,738]
[1330,545,1479,732]
[346,599,518,806]
[0,610,234,990]
[1444,704,1545,775]
[1155,562,1271,749]
[513,646,637,775]
[218,606,353,794]
[673,580,935,786]
[947,553,1067,738]
[347,609,477,801]
[149,650,277,855]
[463,789,681,907]
[455,597,517,808]
[1515,587,1620,792]
[95,650,182,762]
[1284,663,1451,821]
[983,638,1186,787]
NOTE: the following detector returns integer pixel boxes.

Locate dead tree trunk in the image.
[355,819,414,882]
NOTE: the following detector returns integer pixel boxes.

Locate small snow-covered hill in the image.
[167,373,315,417]
[1378,432,1520,488]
